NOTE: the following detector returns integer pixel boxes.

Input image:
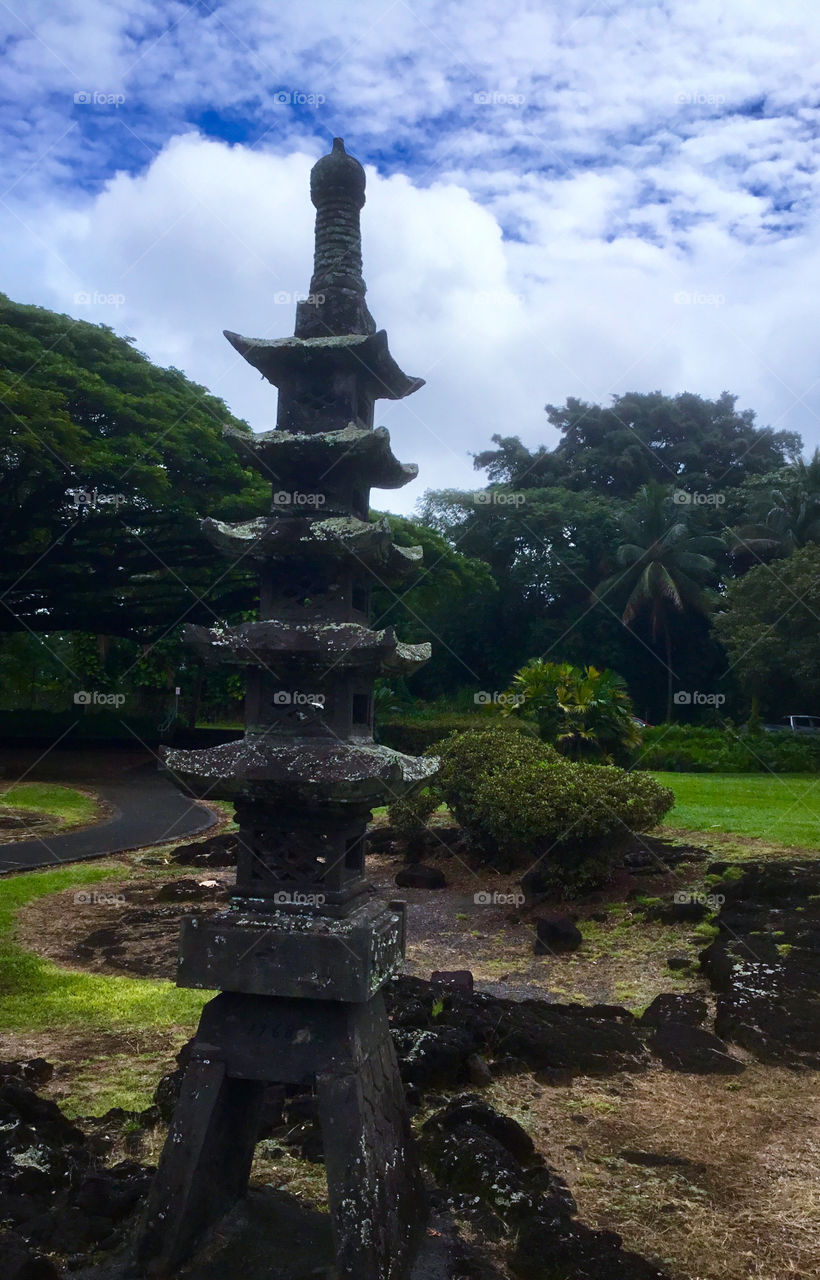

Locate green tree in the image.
[728,449,820,569]
[0,293,268,638]
[598,483,725,720]
[474,392,801,498]
[712,544,820,717]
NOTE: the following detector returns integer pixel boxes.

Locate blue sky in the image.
[2,0,819,510]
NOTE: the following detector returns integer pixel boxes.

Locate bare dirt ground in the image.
[3,828,819,1280]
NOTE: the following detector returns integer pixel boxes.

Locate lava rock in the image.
[700,860,820,1067]
[649,1022,744,1074]
[431,969,474,992]
[395,864,447,889]
[0,1231,62,1280]
[424,1094,536,1164]
[666,952,692,971]
[511,1217,672,1280]
[387,976,649,1082]
[639,993,707,1028]
[467,1053,493,1086]
[170,833,239,867]
[642,898,709,923]
[534,916,583,955]
[155,878,224,903]
[0,1060,53,1088]
[392,1025,477,1087]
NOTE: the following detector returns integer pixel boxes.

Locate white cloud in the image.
[1,0,819,514]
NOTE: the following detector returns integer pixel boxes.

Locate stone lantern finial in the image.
[296,135,375,338]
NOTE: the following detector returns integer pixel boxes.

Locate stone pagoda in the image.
[137,138,435,1280]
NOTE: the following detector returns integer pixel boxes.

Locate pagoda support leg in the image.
[137,1057,266,1276]
[136,992,425,1280]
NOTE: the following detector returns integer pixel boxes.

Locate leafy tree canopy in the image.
[712,543,820,716]
[0,294,268,637]
[473,391,802,498]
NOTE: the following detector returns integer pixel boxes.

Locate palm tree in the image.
[729,450,820,567]
[598,483,725,720]
[505,658,641,760]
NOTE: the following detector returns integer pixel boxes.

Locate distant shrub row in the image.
[632,724,820,773]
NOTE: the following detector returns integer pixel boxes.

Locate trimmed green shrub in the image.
[633,724,820,773]
[376,712,534,754]
[386,787,441,857]
[431,728,674,895]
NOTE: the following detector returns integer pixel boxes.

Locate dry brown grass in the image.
[489,1065,820,1280]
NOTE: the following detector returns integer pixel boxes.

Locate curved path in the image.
[0,754,217,875]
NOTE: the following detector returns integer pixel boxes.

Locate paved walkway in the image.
[0,751,218,875]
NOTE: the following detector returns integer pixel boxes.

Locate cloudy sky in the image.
[2,0,819,512]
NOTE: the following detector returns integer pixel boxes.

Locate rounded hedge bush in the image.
[429,728,674,895]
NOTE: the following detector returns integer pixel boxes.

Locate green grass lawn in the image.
[0,781,100,828]
[0,864,208,1034]
[652,772,820,849]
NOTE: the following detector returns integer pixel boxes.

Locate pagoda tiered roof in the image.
[183,619,430,674]
[223,329,424,401]
[223,423,417,490]
[200,513,423,575]
[163,736,437,805]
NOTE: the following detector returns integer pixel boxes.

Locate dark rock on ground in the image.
[649,1022,744,1074]
[0,1231,62,1280]
[534,916,583,954]
[0,1078,153,1262]
[666,952,692,971]
[641,898,708,923]
[639,993,707,1028]
[155,877,227,903]
[170,832,240,867]
[700,860,820,1067]
[421,1094,671,1280]
[396,864,448,889]
[423,1094,537,1165]
[511,1217,671,1280]
[0,1059,53,1087]
[432,969,474,992]
[620,834,709,869]
[387,977,650,1085]
[467,1053,493,1086]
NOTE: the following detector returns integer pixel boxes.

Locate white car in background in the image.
[762,714,820,734]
